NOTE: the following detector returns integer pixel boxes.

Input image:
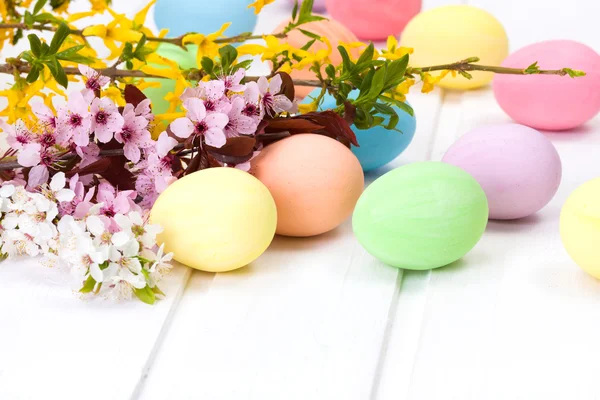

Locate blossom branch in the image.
[0,23,286,45]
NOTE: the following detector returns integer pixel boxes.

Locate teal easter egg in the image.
[142,44,197,115]
[154,0,258,38]
[352,162,488,270]
[303,89,416,171]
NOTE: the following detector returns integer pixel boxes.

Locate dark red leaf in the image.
[96,140,137,190]
[275,72,295,102]
[343,101,357,126]
[294,111,359,147]
[206,136,256,157]
[264,118,325,134]
[124,84,148,108]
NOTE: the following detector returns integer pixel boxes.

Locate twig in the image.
[0,23,286,46]
[409,57,572,76]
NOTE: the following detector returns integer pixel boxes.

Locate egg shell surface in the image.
[400,5,509,90]
[287,0,326,12]
[493,40,600,131]
[154,0,257,38]
[252,134,364,237]
[272,17,360,99]
[352,162,488,270]
[150,168,277,272]
[303,89,416,171]
[560,178,600,279]
[442,123,562,220]
[325,0,422,40]
[142,43,197,115]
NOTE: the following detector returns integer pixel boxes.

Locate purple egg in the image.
[442,123,562,220]
[287,0,326,12]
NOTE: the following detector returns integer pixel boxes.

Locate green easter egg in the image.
[352,162,488,270]
[142,43,197,115]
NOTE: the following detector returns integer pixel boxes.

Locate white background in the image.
[1,0,600,399]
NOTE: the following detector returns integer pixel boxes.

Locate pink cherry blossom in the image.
[19,144,59,188]
[31,102,56,129]
[96,183,140,230]
[181,81,229,114]
[134,99,154,122]
[91,97,124,143]
[257,75,294,117]
[79,65,110,102]
[224,97,257,138]
[222,69,246,93]
[171,98,228,148]
[76,142,100,170]
[60,174,96,217]
[114,107,152,164]
[0,119,33,150]
[57,91,92,147]
[240,82,263,123]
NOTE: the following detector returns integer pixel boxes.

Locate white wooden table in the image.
[2,1,600,399]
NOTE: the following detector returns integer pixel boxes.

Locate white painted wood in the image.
[137,90,445,400]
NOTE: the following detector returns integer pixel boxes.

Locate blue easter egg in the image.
[303,89,417,171]
[154,0,258,38]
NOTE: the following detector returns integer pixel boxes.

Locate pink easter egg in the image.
[493,40,600,131]
[325,0,422,40]
[442,123,562,220]
[287,0,326,12]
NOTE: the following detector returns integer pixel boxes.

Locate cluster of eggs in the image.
[150,1,600,278]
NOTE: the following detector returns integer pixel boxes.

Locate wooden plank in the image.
[137,91,445,400]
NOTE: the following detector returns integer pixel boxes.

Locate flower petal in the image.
[170,118,195,139]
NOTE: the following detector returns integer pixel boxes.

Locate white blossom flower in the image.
[114,212,162,248]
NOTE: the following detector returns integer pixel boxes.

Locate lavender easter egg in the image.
[326,0,422,40]
[287,0,326,12]
[493,40,600,130]
[442,123,562,220]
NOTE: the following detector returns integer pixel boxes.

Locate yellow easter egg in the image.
[560,178,600,279]
[150,167,277,272]
[400,5,509,90]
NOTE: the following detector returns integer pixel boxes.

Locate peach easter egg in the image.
[272,17,361,99]
[252,134,364,237]
[493,40,600,131]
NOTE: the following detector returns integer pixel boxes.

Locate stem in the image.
[0,23,286,46]
[409,57,571,76]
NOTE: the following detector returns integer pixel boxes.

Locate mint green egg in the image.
[142,44,197,115]
[352,162,488,270]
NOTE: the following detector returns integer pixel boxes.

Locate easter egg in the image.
[561,178,600,279]
[442,123,562,220]
[493,40,600,131]
[150,168,277,272]
[353,162,488,270]
[326,0,422,40]
[400,5,509,90]
[303,89,416,171]
[252,134,364,237]
[142,43,197,115]
[287,0,326,12]
[272,18,360,99]
[154,0,258,38]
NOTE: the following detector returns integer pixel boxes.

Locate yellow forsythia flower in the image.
[183,23,231,67]
[421,71,451,93]
[102,86,125,106]
[0,80,45,123]
[338,41,367,61]
[293,36,332,70]
[380,36,413,61]
[164,76,191,113]
[298,102,318,114]
[238,35,293,61]
[90,0,111,12]
[394,78,415,101]
[248,0,275,14]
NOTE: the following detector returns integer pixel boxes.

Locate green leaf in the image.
[12,29,24,45]
[325,64,335,79]
[218,45,238,71]
[55,44,84,59]
[33,0,47,14]
[292,0,299,21]
[359,65,386,103]
[231,59,252,74]
[373,102,395,115]
[49,22,70,55]
[151,286,166,297]
[79,275,97,293]
[300,38,316,51]
[27,34,42,58]
[298,28,321,40]
[21,52,34,63]
[563,68,586,78]
[24,11,34,28]
[385,112,399,130]
[201,56,214,75]
[44,57,68,87]
[379,95,414,117]
[337,45,355,75]
[26,63,43,83]
[40,42,50,57]
[34,12,60,23]
[134,286,156,305]
[298,0,314,20]
[384,54,409,89]
[355,42,374,70]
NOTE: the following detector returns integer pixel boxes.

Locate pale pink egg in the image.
[326,0,422,40]
[493,40,600,131]
[252,134,364,237]
[272,17,361,99]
